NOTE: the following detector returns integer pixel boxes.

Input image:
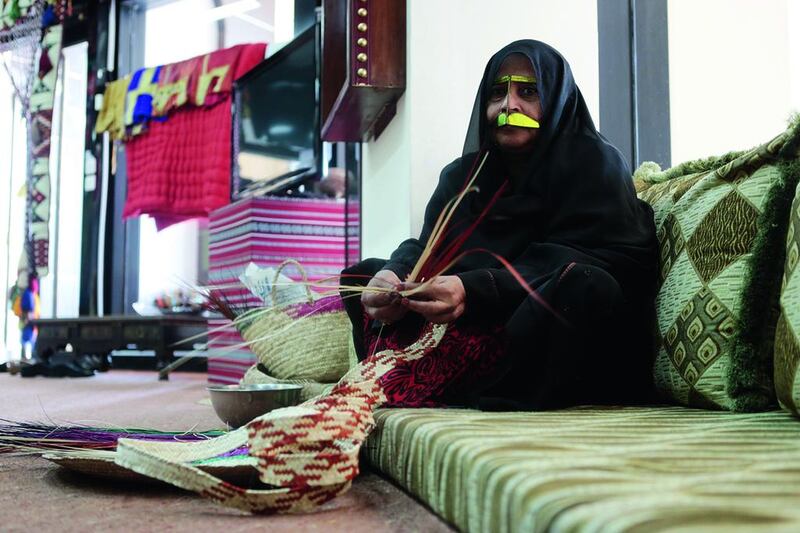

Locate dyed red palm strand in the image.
[419,179,510,281]
[415,149,492,281]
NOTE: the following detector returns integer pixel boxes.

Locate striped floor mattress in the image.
[366,406,800,532]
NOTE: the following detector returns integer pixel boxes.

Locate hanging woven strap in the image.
[271,258,314,306]
[115,323,447,513]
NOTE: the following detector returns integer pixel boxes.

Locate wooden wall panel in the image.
[321,0,406,141]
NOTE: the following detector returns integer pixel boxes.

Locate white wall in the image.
[138,217,202,303]
[361,96,412,260]
[0,71,27,361]
[144,0,217,67]
[361,0,599,258]
[790,0,800,115]
[668,0,800,163]
[54,44,88,318]
[39,42,87,319]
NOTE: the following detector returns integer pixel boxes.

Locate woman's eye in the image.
[489,85,506,100]
[519,85,539,98]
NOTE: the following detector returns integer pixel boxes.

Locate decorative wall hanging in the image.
[1,1,65,281]
[1,0,68,354]
[94,43,266,229]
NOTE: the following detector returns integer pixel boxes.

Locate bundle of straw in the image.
[0,420,224,455]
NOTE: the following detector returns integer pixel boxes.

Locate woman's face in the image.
[485,54,542,154]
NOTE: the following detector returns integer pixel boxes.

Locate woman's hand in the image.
[399,276,466,324]
[361,270,408,324]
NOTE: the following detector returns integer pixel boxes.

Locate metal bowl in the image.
[207,384,303,428]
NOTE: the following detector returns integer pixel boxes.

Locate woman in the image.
[342,40,659,410]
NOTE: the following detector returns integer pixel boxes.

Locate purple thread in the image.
[285,295,344,319]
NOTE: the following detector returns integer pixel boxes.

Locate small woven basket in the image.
[237,259,351,383]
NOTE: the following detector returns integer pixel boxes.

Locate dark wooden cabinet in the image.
[31,315,207,373]
[321,0,406,141]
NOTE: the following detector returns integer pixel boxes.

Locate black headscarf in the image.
[384,40,658,321]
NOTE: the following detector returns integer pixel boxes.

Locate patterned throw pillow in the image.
[635,119,800,411]
[775,158,800,417]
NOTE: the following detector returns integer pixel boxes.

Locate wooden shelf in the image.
[31,315,208,375]
[321,0,406,142]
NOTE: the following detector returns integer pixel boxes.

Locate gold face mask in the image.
[493,75,541,129]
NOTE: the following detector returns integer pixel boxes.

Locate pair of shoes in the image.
[77,354,111,372]
[2,360,31,375]
[50,352,107,374]
[20,361,94,378]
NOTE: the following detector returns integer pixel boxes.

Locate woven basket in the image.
[237,259,351,383]
[240,364,334,402]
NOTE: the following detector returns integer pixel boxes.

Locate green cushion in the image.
[635,120,800,411]
[775,155,800,417]
[366,407,800,532]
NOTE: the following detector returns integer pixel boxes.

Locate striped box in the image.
[206,317,256,384]
[207,196,359,384]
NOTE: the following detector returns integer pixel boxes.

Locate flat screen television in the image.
[232,25,320,198]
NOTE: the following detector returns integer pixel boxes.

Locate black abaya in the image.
[341,40,659,408]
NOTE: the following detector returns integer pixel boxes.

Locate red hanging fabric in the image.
[123,43,266,229]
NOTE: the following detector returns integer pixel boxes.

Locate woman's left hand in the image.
[399,276,466,324]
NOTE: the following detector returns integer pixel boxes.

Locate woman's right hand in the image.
[361,270,407,324]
